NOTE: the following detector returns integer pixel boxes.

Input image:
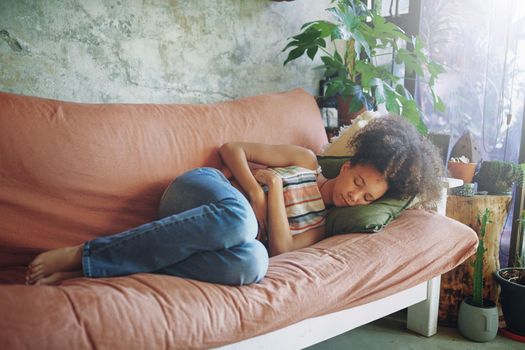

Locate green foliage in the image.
[472,208,491,307]
[282,0,445,134]
[518,254,525,268]
[516,210,525,268]
[474,161,525,194]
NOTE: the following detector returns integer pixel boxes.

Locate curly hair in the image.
[348,115,444,207]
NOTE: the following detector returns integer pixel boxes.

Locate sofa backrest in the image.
[0,89,327,267]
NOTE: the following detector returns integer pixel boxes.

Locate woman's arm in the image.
[219,142,318,237]
[219,142,318,175]
[255,169,325,256]
[219,143,270,235]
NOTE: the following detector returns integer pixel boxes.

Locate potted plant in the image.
[457,208,499,342]
[473,161,525,195]
[494,210,525,337]
[282,0,445,132]
[448,156,478,184]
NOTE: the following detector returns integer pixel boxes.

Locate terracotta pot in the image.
[336,96,366,126]
[447,162,477,183]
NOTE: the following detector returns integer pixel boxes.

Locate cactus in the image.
[472,208,491,307]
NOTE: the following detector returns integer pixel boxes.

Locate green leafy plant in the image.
[473,161,525,194]
[282,0,445,134]
[472,208,491,307]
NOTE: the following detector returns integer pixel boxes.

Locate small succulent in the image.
[474,161,524,194]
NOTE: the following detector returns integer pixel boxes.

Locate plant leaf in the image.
[395,84,413,100]
[428,61,445,86]
[395,48,424,76]
[307,46,318,60]
[401,99,427,134]
[429,88,446,112]
[325,78,344,97]
[383,85,401,115]
[333,47,343,63]
[370,78,385,105]
[371,14,409,43]
[309,21,338,38]
[283,46,307,66]
[282,40,299,53]
[352,30,371,59]
[348,95,364,113]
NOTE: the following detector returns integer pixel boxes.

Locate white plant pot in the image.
[457,298,498,342]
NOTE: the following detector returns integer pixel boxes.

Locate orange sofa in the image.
[0,89,477,349]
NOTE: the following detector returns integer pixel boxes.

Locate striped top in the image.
[263,166,326,236]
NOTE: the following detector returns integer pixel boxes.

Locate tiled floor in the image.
[306,311,523,350]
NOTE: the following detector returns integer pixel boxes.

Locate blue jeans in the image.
[81,168,269,285]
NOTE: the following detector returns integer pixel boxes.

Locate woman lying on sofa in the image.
[25,115,443,286]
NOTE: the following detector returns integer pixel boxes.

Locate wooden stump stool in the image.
[438,194,512,326]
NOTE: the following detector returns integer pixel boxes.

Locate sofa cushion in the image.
[0,210,478,349]
[0,89,327,267]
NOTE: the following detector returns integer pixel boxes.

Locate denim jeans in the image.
[82,168,269,285]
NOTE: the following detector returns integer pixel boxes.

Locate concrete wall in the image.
[0,0,331,104]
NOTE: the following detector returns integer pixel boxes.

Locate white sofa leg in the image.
[406,275,441,337]
[405,179,461,337]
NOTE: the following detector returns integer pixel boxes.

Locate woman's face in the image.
[332,162,388,207]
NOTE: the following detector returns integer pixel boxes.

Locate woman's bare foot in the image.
[26,244,83,285]
[34,270,84,285]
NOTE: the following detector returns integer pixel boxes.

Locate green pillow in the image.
[325,196,413,236]
[317,155,413,235]
[317,156,351,179]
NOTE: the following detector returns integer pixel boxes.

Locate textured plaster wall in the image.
[0,0,331,103]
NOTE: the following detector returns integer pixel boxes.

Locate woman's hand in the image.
[219,142,316,243]
[252,169,282,241]
[253,168,282,187]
